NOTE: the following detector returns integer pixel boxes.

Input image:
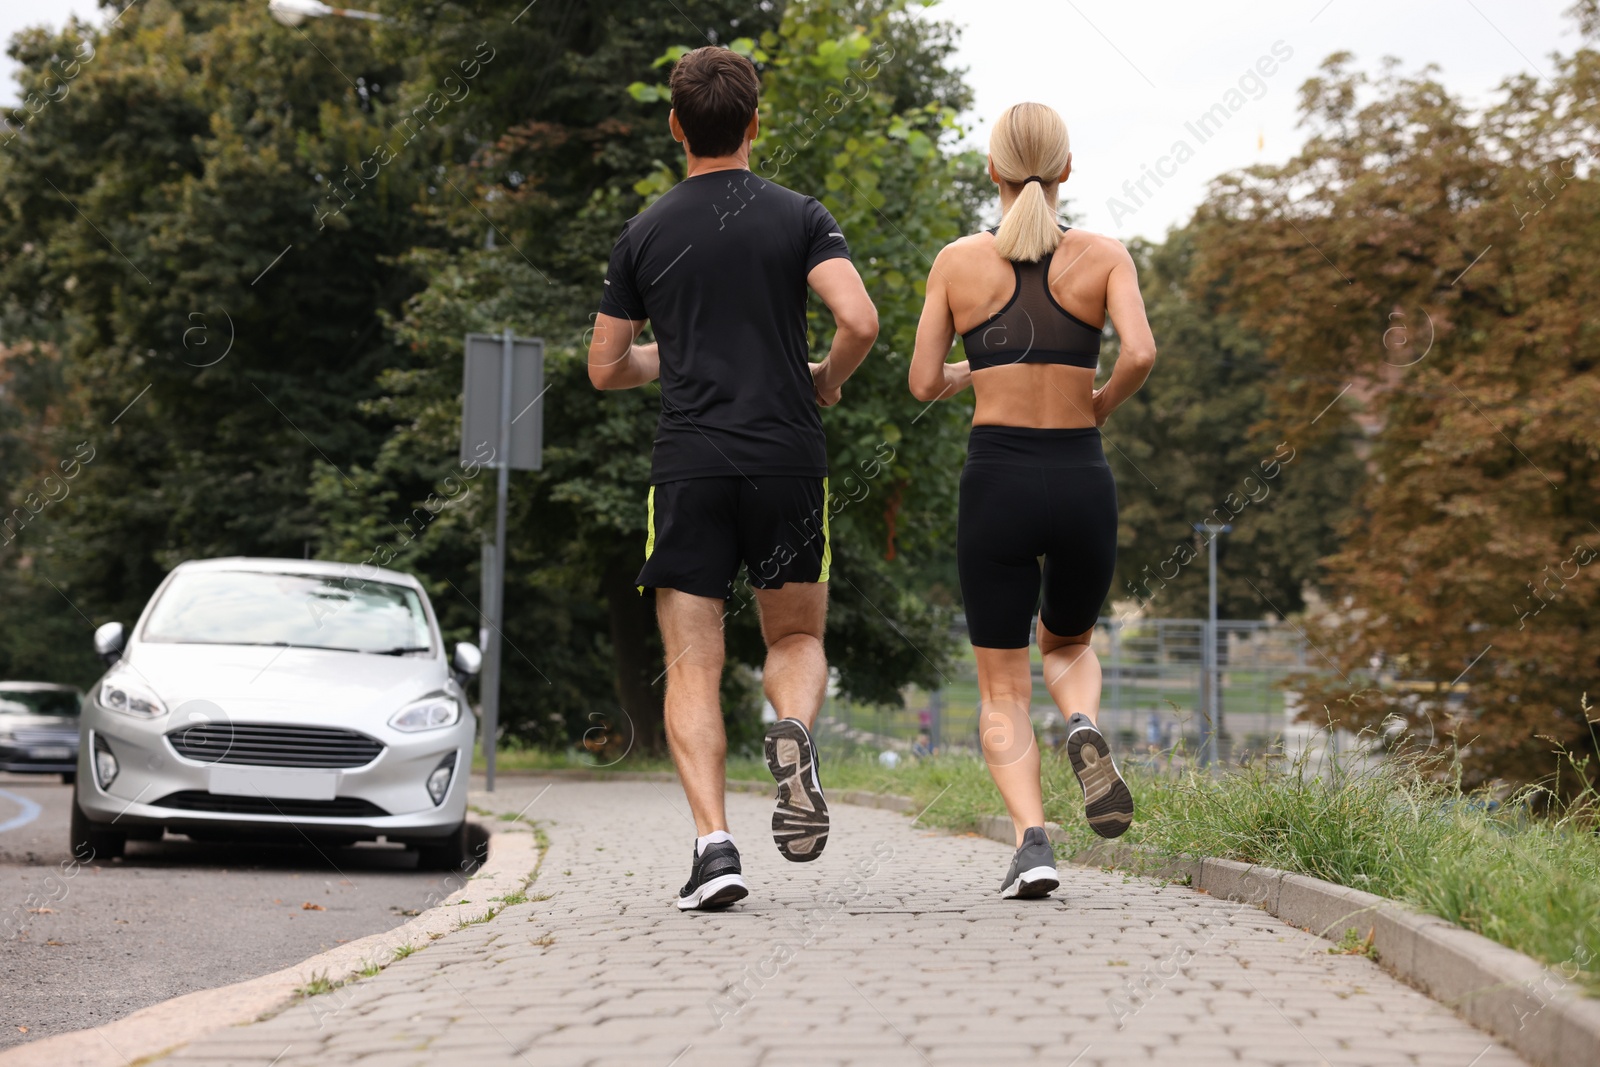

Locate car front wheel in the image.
[61,771,76,786]
[413,820,474,872]
[69,786,125,861]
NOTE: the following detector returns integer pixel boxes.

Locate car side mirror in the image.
[94,621,126,665]
[452,642,483,681]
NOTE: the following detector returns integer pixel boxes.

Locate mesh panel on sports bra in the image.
[960,239,1103,371]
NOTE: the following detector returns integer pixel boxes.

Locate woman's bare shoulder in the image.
[1059,227,1134,263]
[931,231,997,270]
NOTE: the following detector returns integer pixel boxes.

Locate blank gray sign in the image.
[460,332,544,471]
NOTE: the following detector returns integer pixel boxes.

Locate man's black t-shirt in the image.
[598,171,851,482]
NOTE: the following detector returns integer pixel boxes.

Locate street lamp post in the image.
[1193,522,1232,767]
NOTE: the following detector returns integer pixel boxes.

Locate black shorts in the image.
[637,476,830,600]
[957,426,1118,648]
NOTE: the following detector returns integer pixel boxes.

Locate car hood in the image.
[110,643,448,723]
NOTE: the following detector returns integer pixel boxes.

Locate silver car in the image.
[73,557,482,868]
[0,682,84,782]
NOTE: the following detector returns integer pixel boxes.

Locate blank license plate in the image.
[208,766,339,801]
[32,746,72,761]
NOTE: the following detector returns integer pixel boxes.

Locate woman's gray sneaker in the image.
[764,717,829,862]
[1065,713,1134,839]
[1001,825,1060,899]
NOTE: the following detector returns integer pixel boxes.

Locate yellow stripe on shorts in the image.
[637,485,657,595]
[819,477,831,583]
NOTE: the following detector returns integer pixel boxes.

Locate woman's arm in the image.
[909,247,973,402]
[1092,243,1157,425]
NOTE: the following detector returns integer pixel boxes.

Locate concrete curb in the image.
[837,789,1599,1067]
[0,811,541,1067]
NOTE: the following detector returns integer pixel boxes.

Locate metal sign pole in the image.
[1206,535,1218,767]
[484,329,514,791]
[1194,522,1232,768]
[461,329,544,793]
[479,537,499,791]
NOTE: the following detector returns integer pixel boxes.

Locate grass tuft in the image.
[295,972,337,997]
[1330,927,1379,960]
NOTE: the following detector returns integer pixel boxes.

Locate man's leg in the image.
[656,588,729,836]
[753,581,828,728]
[754,580,831,861]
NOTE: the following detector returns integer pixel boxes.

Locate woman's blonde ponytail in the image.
[989,103,1071,263]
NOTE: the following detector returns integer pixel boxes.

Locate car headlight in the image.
[99,677,168,718]
[389,696,460,732]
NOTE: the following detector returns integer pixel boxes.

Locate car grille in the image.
[154,791,390,818]
[165,723,384,768]
[12,726,78,745]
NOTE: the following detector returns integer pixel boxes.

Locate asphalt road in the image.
[0,773,464,1050]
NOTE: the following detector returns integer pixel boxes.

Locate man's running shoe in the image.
[1000,825,1060,899]
[764,717,829,862]
[1065,712,1134,839]
[676,840,749,911]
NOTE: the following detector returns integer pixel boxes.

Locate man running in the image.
[587,46,878,910]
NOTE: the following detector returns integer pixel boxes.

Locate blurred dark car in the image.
[0,682,84,783]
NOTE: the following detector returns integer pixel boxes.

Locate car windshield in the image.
[0,688,82,717]
[141,570,434,655]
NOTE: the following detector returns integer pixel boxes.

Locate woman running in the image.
[908,102,1156,899]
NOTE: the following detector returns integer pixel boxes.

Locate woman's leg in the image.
[973,645,1044,847]
[1037,620,1101,724]
[956,453,1050,849]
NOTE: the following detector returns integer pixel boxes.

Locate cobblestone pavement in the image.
[157,778,1526,1067]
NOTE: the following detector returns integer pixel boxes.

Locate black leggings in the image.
[957,426,1118,649]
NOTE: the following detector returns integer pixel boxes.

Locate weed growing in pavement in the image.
[296,972,338,997]
[1329,927,1379,961]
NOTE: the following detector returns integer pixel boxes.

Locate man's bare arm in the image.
[587,313,659,390]
[806,258,878,405]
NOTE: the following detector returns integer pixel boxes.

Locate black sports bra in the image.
[960,227,1103,371]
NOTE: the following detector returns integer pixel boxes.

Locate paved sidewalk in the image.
[158,779,1525,1066]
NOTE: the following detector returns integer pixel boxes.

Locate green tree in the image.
[1188,21,1600,789]
[311,0,985,755]
[0,0,454,658]
[1105,230,1365,623]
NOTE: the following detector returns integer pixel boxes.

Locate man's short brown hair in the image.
[669,47,760,158]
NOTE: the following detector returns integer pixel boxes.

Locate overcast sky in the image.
[2,0,1581,239]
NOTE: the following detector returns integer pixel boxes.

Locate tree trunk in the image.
[602,554,666,758]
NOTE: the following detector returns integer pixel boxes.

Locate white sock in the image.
[696,830,733,856]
